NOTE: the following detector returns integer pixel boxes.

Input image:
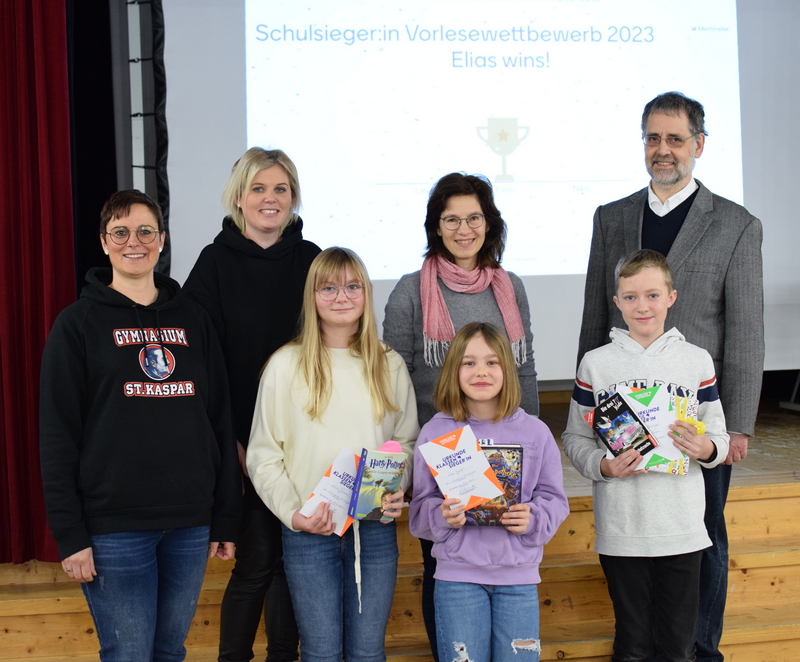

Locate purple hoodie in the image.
[409,409,569,585]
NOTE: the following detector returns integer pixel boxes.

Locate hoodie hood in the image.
[81,267,181,310]
[609,326,685,356]
[214,216,307,260]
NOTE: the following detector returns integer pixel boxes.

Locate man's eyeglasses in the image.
[440,214,485,231]
[642,134,697,148]
[315,284,365,301]
[105,226,160,245]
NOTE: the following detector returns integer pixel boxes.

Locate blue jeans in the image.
[82,526,210,662]
[281,521,398,662]
[434,580,541,662]
[696,464,731,662]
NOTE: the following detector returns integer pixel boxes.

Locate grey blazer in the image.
[577,180,764,436]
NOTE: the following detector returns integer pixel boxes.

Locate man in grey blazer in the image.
[577,92,764,662]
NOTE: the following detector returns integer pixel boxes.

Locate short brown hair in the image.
[433,322,521,423]
[614,249,674,293]
[99,189,163,233]
[641,91,707,138]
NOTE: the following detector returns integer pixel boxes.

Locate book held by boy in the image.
[584,392,659,458]
[624,385,691,475]
[417,425,504,510]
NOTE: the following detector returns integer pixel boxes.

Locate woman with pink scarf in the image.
[382,172,539,661]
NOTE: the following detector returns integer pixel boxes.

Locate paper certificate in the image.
[300,448,360,536]
[418,425,504,510]
[623,385,690,475]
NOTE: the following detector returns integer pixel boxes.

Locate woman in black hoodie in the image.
[40,190,240,662]
[183,148,320,662]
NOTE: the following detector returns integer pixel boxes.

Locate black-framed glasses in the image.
[440,214,485,231]
[315,283,365,301]
[105,226,160,245]
[642,134,697,148]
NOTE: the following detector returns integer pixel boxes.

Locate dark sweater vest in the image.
[641,188,700,256]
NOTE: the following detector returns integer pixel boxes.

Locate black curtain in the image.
[67,0,119,295]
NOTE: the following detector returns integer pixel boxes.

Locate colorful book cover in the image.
[348,445,408,521]
[464,443,523,526]
[417,425,504,511]
[299,448,360,536]
[584,392,659,457]
[624,385,690,475]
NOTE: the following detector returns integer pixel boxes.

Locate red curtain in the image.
[0,0,75,563]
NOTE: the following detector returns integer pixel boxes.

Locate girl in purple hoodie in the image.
[409,323,569,662]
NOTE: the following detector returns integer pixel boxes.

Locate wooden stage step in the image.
[2,478,799,662]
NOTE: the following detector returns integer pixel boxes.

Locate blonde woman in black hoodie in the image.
[183,148,321,662]
[40,190,240,662]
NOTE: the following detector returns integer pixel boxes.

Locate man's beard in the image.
[647,154,695,187]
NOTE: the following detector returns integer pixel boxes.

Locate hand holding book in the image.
[292,502,336,536]
[377,489,405,523]
[499,503,531,535]
[599,448,647,479]
[668,420,715,462]
[440,497,467,529]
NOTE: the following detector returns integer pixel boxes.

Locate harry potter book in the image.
[348,441,408,521]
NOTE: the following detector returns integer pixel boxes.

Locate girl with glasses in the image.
[246,247,419,662]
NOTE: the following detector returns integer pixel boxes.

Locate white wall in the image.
[737,0,800,370]
[163,0,800,383]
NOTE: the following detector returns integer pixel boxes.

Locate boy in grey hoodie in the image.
[563,250,729,662]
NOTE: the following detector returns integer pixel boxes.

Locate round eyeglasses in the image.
[315,284,365,301]
[105,226,160,245]
[440,214,485,231]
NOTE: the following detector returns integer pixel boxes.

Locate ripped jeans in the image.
[435,580,540,662]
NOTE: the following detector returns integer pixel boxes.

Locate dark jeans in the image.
[600,551,703,662]
[218,507,299,662]
[420,538,440,662]
[695,464,731,662]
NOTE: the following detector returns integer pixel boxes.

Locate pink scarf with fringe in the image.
[420,255,526,367]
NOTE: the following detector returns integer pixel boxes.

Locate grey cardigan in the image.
[383,269,539,428]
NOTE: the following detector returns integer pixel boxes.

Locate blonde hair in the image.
[614,249,674,292]
[434,322,521,423]
[222,147,301,235]
[293,247,399,422]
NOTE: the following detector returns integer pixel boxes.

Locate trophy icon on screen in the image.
[477,118,529,182]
